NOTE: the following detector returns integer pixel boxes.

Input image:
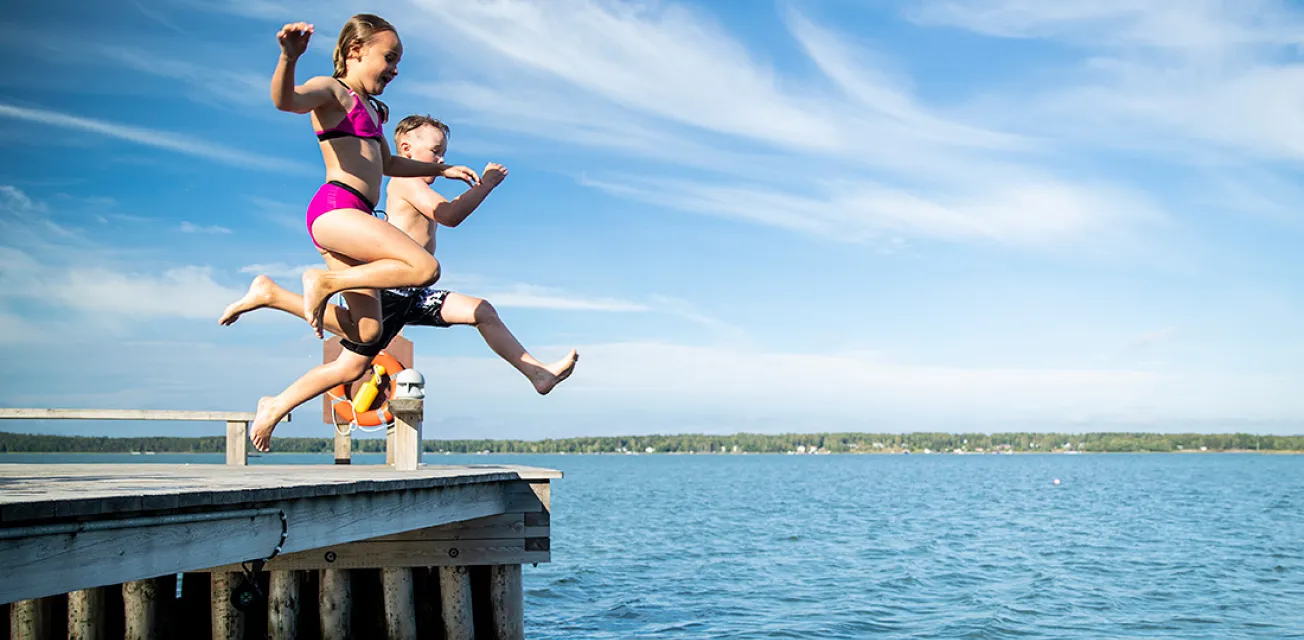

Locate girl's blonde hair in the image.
[332,13,395,124]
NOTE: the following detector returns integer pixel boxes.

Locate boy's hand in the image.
[441,165,480,188]
[482,163,508,189]
[278,22,313,59]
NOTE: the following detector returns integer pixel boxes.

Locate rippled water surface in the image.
[518,453,1303,639]
[6,452,1301,637]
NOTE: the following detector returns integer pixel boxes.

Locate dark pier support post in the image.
[268,570,302,640]
[319,569,351,640]
[10,597,53,640]
[437,566,475,640]
[489,564,524,640]
[210,572,245,640]
[381,568,416,640]
[122,578,158,640]
[68,587,105,640]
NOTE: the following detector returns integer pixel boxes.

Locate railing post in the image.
[389,398,422,471]
[333,426,351,465]
[226,421,248,466]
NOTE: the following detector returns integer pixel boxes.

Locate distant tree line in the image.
[0,431,1300,454]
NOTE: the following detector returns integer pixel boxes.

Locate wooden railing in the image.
[0,400,425,471]
[0,409,293,466]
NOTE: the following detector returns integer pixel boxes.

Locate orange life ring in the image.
[330,351,405,427]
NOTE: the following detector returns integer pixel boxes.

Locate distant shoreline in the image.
[1,430,1301,455]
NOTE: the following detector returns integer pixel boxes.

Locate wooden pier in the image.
[0,397,558,639]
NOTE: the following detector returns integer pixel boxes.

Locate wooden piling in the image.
[226,421,248,466]
[381,568,416,640]
[490,564,524,640]
[10,597,52,640]
[268,571,301,640]
[210,572,244,640]
[389,398,423,471]
[319,569,351,640]
[334,427,351,465]
[68,587,105,640]
[122,578,157,640]
[437,566,475,640]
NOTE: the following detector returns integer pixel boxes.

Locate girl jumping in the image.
[249,14,478,452]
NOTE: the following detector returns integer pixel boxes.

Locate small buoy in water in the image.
[1053,478,1061,485]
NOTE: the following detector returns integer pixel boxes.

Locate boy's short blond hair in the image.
[394,114,450,144]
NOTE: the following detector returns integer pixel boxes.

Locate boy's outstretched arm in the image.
[399,163,508,228]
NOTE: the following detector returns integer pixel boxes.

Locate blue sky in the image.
[2,0,1303,439]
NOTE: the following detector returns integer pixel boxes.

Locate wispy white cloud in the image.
[909,0,1304,171]
[0,103,310,173]
[0,187,241,322]
[2,249,242,321]
[239,262,318,279]
[131,1,191,36]
[179,221,233,234]
[98,47,267,106]
[903,0,1304,51]
[382,0,1167,250]
[580,172,1162,250]
[412,341,1304,438]
[475,283,650,312]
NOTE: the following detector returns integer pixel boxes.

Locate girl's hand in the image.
[441,165,481,188]
[277,22,313,59]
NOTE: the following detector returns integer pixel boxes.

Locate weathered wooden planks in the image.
[205,538,549,572]
[201,512,550,573]
[0,468,553,604]
[0,464,561,522]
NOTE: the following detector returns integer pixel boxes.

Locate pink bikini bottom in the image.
[305,180,381,249]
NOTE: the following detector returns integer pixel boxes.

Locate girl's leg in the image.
[303,209,442,337]
[438,293,578,395]
[250,348,374,452]
[219,275,377,343]
[219,252,383,344]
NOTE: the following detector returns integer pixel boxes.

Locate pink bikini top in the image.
[315,79,384,142]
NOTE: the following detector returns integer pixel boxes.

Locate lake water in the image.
[4,452,1302,638]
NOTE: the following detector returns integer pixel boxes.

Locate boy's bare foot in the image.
[250,396,278,453]
[301,268,330,338]
[218,275,276,326]
[532,349,578,395]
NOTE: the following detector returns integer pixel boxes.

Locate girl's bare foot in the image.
[249,396,279,453]
[301,268,330,338]
[531,349,578,395]
[218,275,276,326]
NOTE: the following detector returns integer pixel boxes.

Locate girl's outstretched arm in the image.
[270,22,338,114]
[380,139,481,186]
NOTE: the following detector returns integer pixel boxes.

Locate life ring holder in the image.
[327,350,405,434]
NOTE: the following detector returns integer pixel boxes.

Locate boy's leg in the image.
[219,275,381,344]
[432,291,578,395]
